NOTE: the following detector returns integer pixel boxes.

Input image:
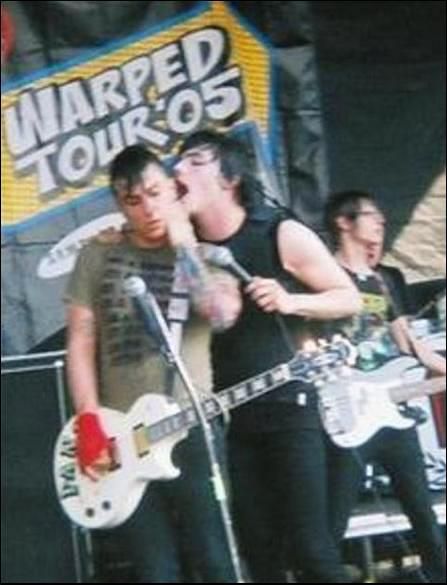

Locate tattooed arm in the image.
[159,199,242,330]
[177,245,242,331]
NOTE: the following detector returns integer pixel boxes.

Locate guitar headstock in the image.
[289,335,356,385]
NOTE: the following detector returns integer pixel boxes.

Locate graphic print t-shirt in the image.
[65,240,211,411]
[337,269,404,373]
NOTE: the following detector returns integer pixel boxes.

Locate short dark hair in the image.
[179,129,261,209]
[324,190,378,246]
[109,145,165,196]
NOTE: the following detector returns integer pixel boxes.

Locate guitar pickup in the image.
[133,424,151,458]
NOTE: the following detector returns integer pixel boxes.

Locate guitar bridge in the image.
[108,437,122,471]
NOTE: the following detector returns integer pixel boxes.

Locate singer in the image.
[65,145,241,582]
[174,130,361,583]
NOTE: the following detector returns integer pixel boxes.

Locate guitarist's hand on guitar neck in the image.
[76,412,112,481]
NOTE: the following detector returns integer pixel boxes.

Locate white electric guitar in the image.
[54,337,354,529]
[319,354,446,449]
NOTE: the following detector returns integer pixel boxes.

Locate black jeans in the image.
[229,426,350,583]
[97,425,237,583]
[328,427,446,583]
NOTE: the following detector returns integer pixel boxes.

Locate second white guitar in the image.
[319,354,446,449]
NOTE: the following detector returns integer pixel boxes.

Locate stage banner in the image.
[1,1,274,354]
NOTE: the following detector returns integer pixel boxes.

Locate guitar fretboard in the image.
[146,363,293,443]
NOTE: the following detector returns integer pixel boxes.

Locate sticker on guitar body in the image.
[319,354,446,449]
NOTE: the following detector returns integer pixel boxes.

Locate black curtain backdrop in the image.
[312,1,446,245]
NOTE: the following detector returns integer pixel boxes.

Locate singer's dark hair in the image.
[109,145,167,196]
[179,130,262,210]
[324,190,378,247]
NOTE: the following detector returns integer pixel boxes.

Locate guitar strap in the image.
[163,261,191,397]
[373,267,402,320]
[373,268,424,368]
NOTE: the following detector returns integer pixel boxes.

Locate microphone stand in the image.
[139,290,245,583]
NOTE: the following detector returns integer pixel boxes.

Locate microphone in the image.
[123,276,174,360]
[201,244,253,285]
[202,245,298,356]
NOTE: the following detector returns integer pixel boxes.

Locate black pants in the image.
[97,425,237,583]
[328,427,446,583]
[229,426,350,583]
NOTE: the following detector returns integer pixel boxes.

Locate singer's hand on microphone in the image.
[246,277,295,314]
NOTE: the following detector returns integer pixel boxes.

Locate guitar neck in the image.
[390,376,446,404]
[146,363,293,443]
[142,339,352,445]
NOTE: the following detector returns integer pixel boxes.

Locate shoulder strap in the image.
[373,268,401,320]
[163,262,191,396]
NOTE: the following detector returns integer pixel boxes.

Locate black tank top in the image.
[208,206,321,433]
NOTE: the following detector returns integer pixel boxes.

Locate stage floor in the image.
[346,489,445,539]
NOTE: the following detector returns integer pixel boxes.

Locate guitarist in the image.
[324,189,446,583]
[65,145,242,582]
